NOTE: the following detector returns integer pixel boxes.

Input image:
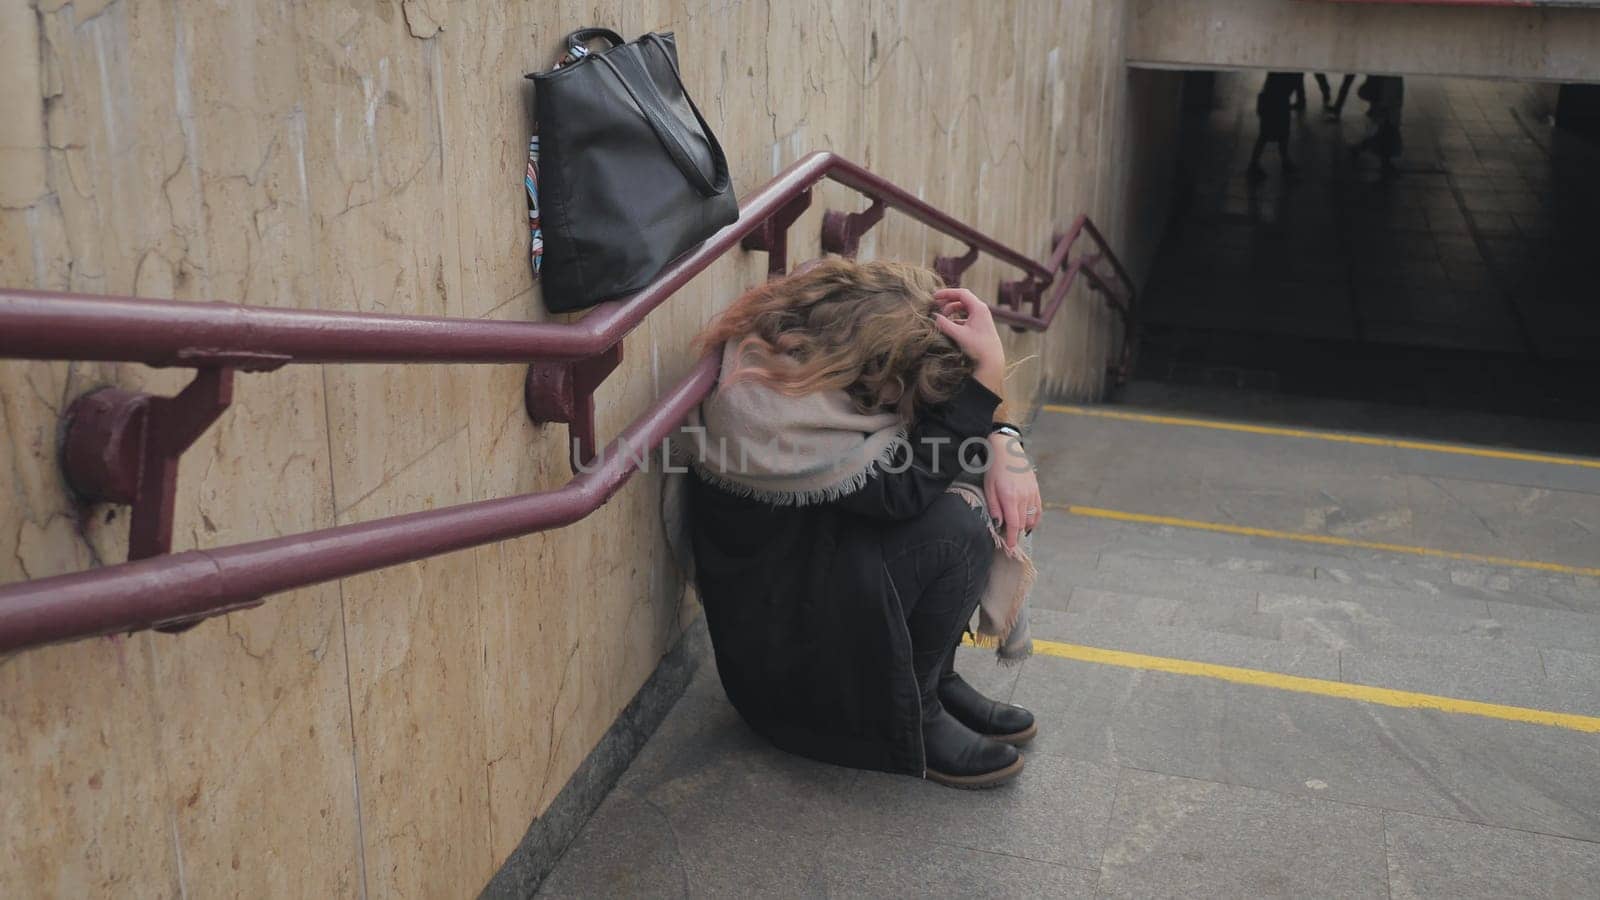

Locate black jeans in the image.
[880,492,996,717]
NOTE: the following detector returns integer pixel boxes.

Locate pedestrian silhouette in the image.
[1250,72,1301,180]
[1349,76,1405,174]
[1290,74,1308,112]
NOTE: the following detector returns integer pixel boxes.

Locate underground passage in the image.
[3,2,1600,897]
[1137,72,1600,435]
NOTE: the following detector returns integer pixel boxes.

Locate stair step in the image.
[1026,607,1600,718]
[1038,514,1600,614]
[1093,547,1599,615]
[1025,607,1339,680]
[1009,636,1600,844]
[1057,580,1600,658]
[1082,551,1493,617]
[1062,510,1578,589]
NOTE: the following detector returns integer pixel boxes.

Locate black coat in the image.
[688,376,1000,774]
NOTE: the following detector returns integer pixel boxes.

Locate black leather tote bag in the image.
[529,28,738,313]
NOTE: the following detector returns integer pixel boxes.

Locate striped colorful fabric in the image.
[527,132,542,275]
[527,51,581,279]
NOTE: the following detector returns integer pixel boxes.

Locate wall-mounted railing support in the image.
[525,343,624,472]
[1080,253,1105,276]
[996,278,1043,332]
[740,189,813,278]
[61,367,239,631]
[63,367,235,561]
[820,198,886,258]
[932,245,980,287]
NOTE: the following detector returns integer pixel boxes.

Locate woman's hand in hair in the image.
[932,289,1006,396]
[985,433,1042,550]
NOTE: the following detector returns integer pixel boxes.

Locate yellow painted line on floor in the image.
[1014,637,1600,734]
[1041,404,1600,470]
[1049,503,1600,578]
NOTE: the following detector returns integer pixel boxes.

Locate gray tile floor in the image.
[541,394,1600,898]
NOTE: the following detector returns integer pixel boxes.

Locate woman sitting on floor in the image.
[674,258,1040,789]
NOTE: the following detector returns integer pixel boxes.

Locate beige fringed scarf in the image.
[672,342,1034,663]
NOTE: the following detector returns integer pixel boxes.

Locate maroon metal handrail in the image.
[0,356,719,651]
[0,151,1135,654]
[0,153,1054,369]
[992,214,1139,377]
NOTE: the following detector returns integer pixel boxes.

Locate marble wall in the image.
[0,1,1178,894]
[1128,0,1600,84]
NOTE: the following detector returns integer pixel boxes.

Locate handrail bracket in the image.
[820,198,886,257]
[932,245,980,287]
[61,367,237,630]
[62,367,235,559]
[997,278,1043,332]
[740,189,813,278]
[525,342,625,473]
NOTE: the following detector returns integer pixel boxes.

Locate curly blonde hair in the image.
[693,258,971,421]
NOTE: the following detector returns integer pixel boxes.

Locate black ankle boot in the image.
[922,707,1023,789]
[916,614,1022,788]
[939,655,1037,745]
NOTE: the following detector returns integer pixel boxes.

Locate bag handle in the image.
[593,34,732,198]
[562,27,625,59]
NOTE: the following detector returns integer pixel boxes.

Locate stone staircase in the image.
[539,391,1600,898]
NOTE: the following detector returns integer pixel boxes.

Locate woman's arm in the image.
[835,286,1046,529]
[835,288,1004,521]
[933,288,1041,547]
[934,289,1007,400]
[831,376,1000,520]
[983,429,1041,549]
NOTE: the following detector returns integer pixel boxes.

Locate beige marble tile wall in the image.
[0,1,1176,894]
[1127,0,1600,83]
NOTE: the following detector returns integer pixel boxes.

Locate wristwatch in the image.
[989,422,1025,447]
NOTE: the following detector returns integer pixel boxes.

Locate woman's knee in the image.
[926,492,997,558]
[882,491,997,573]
